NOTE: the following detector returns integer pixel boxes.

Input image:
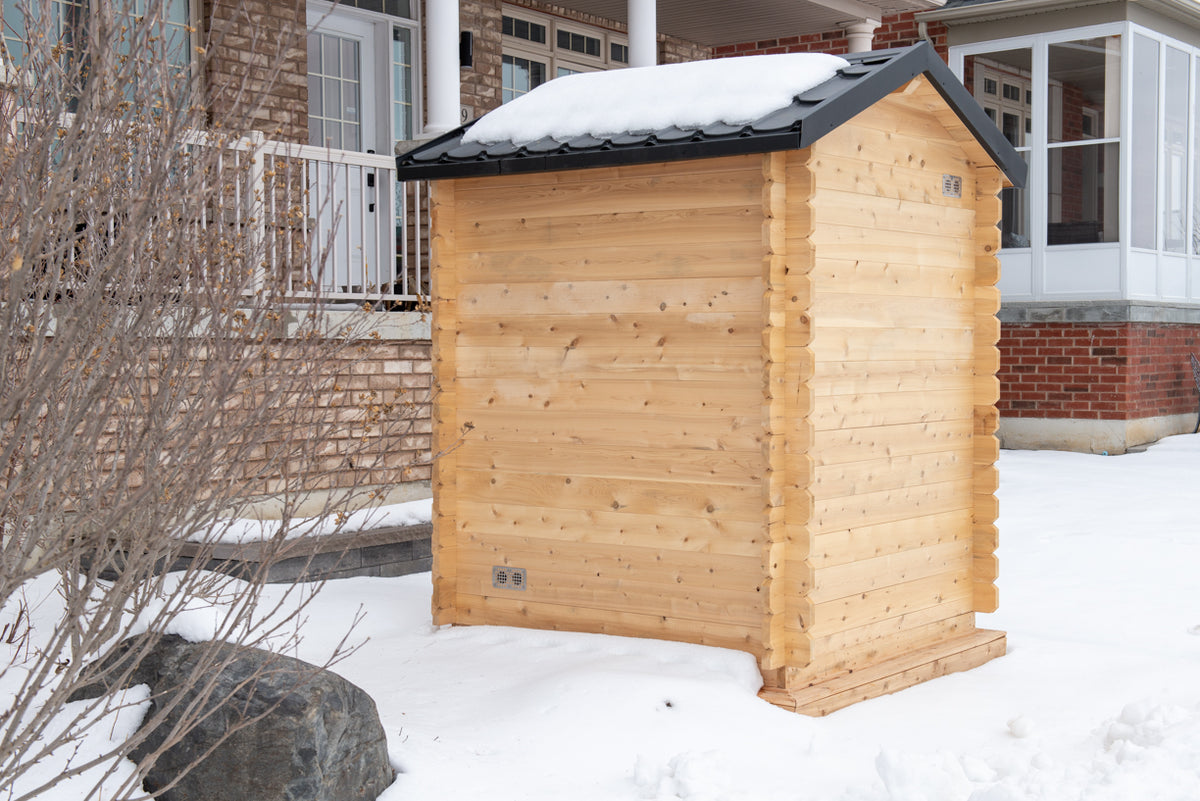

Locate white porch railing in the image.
[235,134,432,307]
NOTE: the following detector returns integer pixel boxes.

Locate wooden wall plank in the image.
[456,532,765,592]
[808,389,974,430]
[809,259,973,299]
[460,242,765,284]
[456,500,767,558]
[454,162,764,220]
[455,408,763,451]
[457,276,762,316]
[804,568,972,636]
[810,294,974,329]
[431,180,460,626]
[453,593,765,655]
[457,468,764,523]
[456,441,763,486]
[457,205,762,253]
[810,450,974,500]
[800,188,975,240]
[808,118,973,178]
[792,611,977,687]
[455,571,766,627]
[455,312,761,348]
[780,147,818,680]
[808,360,974,396]
[761,151,789,672]
[454,376,762,418]
[972,165,1004,614]
[809,420,974,466]
[806,509,974,568]
[795,539,972,603]
[806,152,977,209]
[808,327,975,362]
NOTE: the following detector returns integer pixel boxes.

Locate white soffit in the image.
[545,0,947,47]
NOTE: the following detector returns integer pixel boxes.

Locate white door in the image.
[307,8,393,297]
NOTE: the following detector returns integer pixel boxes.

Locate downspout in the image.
[918,19,936,48]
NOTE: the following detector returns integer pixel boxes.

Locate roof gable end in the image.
[396,42,1027,188]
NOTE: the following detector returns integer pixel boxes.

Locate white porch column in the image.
[843,20,879,53]
[425,0,461,135]
[628,0,656,68]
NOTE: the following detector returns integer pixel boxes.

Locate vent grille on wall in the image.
[492,566,527,591]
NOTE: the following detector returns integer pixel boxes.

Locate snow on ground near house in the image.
[289,433,1200,800]
[193,497,433,544]
[462,53,849,146]
[17,434,1200,800]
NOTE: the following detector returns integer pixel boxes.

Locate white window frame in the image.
[952,21,1200,303]
[308,0,421,149]
[2,0,202,93]
[500,3,627,103]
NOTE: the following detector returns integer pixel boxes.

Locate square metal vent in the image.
[942,174,963,198]
[492,566,527,591]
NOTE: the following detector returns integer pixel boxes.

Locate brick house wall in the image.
[998,323,1199,421]
[712,13,948,59]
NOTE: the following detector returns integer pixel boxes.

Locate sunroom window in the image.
[1046,36,1120,246]
[953,23,1200,303]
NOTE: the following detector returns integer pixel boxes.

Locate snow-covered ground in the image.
[14,434,1200,800]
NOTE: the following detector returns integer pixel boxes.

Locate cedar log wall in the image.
[779,80,1001,690]
[431,153,774,652]
[430,77,1002,698]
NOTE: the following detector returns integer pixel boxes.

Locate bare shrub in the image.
[0,1,420,797]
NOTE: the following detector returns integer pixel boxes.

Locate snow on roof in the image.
[463,53,850,146]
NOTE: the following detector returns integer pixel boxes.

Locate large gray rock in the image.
[70,634,394,801]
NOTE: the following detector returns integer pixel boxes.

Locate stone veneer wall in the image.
[203,0,309,143]
[194,315,432,506]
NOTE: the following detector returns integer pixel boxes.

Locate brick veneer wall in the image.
[203,0,308,143]
[712,12,948,60]
[284,338,433,492]
[998,323,1199,420]
[460,0,504,121]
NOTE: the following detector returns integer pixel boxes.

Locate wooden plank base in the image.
[759,629,1006,716]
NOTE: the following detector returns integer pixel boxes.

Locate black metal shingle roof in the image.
[396,42,1027,188]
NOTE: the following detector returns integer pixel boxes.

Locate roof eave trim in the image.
[917,0,1112,23]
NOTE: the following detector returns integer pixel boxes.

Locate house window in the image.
[392,26,414,140]
[1047,36,1120,245]
[307,2,420,149]
[2,0,193,84]
[502,14,546,44]
[502,54,545,102]
[308,32,363,150]
[966,48,1032,248]
[557,29,601,58]
[1130,34,1158,250]
[500,4,627,104]
[1163,46,1189,253]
